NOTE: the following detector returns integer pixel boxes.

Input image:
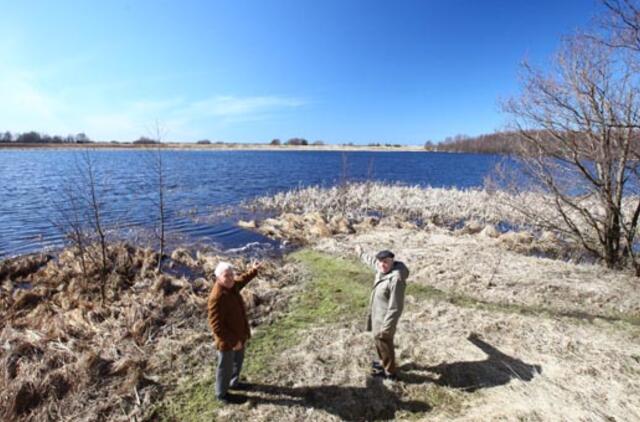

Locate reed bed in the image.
[244,182,640,267]
[248,182,640,233]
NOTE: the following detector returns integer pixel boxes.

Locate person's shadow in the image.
[245,376,431,421]
[401,334,542,392]
[244,335,540,419]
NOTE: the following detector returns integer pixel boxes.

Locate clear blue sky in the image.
[0,0,601,144]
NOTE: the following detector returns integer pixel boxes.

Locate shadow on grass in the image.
[244,376,431,421]
[401,334,542,392]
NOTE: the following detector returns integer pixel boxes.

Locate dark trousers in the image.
[215,348,244,397]
[374,335,396,374]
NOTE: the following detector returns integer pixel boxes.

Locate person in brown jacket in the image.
[207,260,261,404]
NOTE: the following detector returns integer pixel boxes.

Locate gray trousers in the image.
[215,349,244,397]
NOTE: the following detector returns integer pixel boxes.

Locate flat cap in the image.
[375,250,395,260]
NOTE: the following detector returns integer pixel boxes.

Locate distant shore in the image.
[0,142,429,152]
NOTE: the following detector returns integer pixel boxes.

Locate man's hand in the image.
[232,340,244,351]
[250,261,263,272]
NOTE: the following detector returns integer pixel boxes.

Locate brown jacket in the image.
[207,268,258,351]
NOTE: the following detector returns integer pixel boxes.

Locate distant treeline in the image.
[0,131,166,145]
[0,131,337,146]
[270,138,325,146]
[428,130,640,156]
[426,132,523,155]
[0,131,94,144]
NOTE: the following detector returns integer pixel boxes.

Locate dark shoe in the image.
[370,368,398,381]
[371,361,383,370]
[217,393,247,405]
[384,373,399,381]
[229,382,252,391]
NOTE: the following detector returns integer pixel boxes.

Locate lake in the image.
[0,149,501,258]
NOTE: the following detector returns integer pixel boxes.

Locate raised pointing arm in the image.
[355,245,377,272]
[234,262,262,291]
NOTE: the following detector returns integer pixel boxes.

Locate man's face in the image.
[217,268,235,288]
[376,257,394,274]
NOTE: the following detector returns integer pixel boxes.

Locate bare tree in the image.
[336,152,350,216]
[75,150,110,302]
[144,121,169,272]
[501,33,640,274]
[362,156,376,216]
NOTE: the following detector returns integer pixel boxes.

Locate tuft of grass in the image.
[423,385,465,415]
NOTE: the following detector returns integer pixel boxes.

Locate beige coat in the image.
[360,252,409,338]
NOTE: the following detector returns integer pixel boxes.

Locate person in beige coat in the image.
[356,246,409,380]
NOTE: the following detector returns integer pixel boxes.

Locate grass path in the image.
[157,250,373,420]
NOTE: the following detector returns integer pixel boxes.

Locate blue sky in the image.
[1,0,601,144]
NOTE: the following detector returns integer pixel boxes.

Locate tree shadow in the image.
[245,376,431,421]
[401,334,542,392]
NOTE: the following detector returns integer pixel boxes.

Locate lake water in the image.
[0,149,501,258]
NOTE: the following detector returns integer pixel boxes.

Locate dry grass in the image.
[159,250,445,421]
[161,243,640,421]
[315,227,640,322]
[0,242,298,421]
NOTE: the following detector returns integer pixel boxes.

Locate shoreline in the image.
[0,142,431,152]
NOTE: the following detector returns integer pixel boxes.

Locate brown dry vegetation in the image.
[0,243,299,421]
[246,182,640,264]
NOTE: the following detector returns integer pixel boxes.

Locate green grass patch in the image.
[244,249,371,378]
[155,374,219,422]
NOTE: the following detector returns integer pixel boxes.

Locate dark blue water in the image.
[0,149,500,258]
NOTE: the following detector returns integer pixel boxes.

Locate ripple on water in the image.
[0,149,501,258]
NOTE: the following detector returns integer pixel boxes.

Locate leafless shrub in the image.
[50,182,90,284]
[75,150,110,302]
[336,152,350,216]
